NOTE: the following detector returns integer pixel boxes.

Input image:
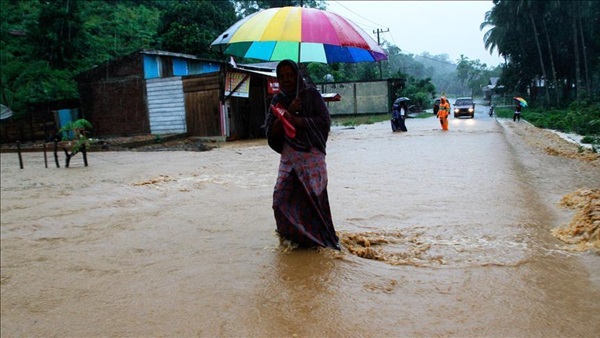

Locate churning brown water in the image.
[2,109,599,337]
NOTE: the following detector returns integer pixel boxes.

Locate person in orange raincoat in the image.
[437,96,450,131]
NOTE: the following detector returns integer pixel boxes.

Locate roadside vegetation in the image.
[1,0,598,143]
[0,0,493,121]
[331,114,388,127]
[495,105,600,146]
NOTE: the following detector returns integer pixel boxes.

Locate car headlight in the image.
[454,108,459,113]
[468,108,474,113]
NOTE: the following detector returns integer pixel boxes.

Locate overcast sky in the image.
[325,0,504,67]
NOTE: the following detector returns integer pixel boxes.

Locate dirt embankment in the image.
[553,189,600,252]
[518,124,599,164]
[501,121,599,252]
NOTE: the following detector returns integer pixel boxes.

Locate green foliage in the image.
[395,77,435,110]
[58,118,93,153]
[581,136,599,145]
[496,103,600,137]
[2,59,78,117]
[3,0,597,140]
[80,1,161,68]
[332,114,389,127]
[158,1,236,57]
[455,55,498,97]
[482,1,600,107]
[1,0,165,117]
[236,0,326,16]
[27,0,87,69]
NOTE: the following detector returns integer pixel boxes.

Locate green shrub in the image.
[497,103,599,138]
[581,135,600,145]
[58,119,93,153]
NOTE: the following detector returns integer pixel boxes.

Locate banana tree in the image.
[58,118,92,167]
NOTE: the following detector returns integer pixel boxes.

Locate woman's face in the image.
[278,64,297,94]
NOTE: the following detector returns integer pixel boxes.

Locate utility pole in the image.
[373,28,389,79]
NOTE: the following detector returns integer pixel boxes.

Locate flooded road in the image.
[1,107,599,337]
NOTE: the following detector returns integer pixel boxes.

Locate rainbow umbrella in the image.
[210,6,388,64]
[514,97,528,107]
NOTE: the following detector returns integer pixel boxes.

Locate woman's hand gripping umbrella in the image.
[270,103,296,139]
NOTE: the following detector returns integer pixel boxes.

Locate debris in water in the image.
[338,230,440,266]
[552,189,600,252]
[132,175,175,186]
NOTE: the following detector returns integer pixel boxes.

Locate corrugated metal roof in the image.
[140,50,227,64]
[232,67,276,78]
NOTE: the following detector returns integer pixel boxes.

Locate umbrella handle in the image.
[271,104,296,139]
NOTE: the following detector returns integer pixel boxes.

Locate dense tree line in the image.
[481,0,600,107]
[2,0,504,119]
[1,0,239,116]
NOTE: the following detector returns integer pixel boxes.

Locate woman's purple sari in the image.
[273,143,340,249]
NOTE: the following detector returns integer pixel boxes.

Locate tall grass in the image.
[495,104,600,144]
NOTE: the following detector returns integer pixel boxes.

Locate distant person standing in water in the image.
[263,59,340,250]
[391,100,408,132]
[437,96,450,131]
[513,102,522,122]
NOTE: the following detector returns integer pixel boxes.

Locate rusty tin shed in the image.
[76,50,225,138]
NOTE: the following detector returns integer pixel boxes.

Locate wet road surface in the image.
[1,106,599,337]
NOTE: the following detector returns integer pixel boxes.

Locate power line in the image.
[329,0,387,30]
[328,1,457,67]
[379,30,457,66]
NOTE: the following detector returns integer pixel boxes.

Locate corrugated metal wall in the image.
[146,77,187,134]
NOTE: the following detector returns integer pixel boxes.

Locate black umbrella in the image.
[393,97,410,109]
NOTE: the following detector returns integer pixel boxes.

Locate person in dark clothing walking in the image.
[513,103,522,122]
[264,59,340,250]
[391,100,408,132]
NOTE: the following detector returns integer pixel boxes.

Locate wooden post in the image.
[16,141,23,169]
[53,139,60,168]
[82,144,88,167]
[43,143,48,168]
[64,148,71,168]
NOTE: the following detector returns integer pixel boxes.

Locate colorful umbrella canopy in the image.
[514,97,528,107]
[211,6,388,64]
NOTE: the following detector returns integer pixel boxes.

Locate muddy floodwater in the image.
[1,110,599,337]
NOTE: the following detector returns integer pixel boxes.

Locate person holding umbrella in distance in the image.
[391,97,409,132]
[513,96,527,122]
[264,59,340,250]
[514,102,522,122]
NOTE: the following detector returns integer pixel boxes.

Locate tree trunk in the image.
[541,20,560,107]
[577,4,591,96]
[529,13,550,106]
[572,5,582,102]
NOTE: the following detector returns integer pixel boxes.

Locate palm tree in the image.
[518,0,551,106]
[539,1,560,106]
[576,0,594,97]
[480,9,508,64]
[571,2,582,101]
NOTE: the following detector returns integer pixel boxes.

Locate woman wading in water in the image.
[264,59,340,250]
